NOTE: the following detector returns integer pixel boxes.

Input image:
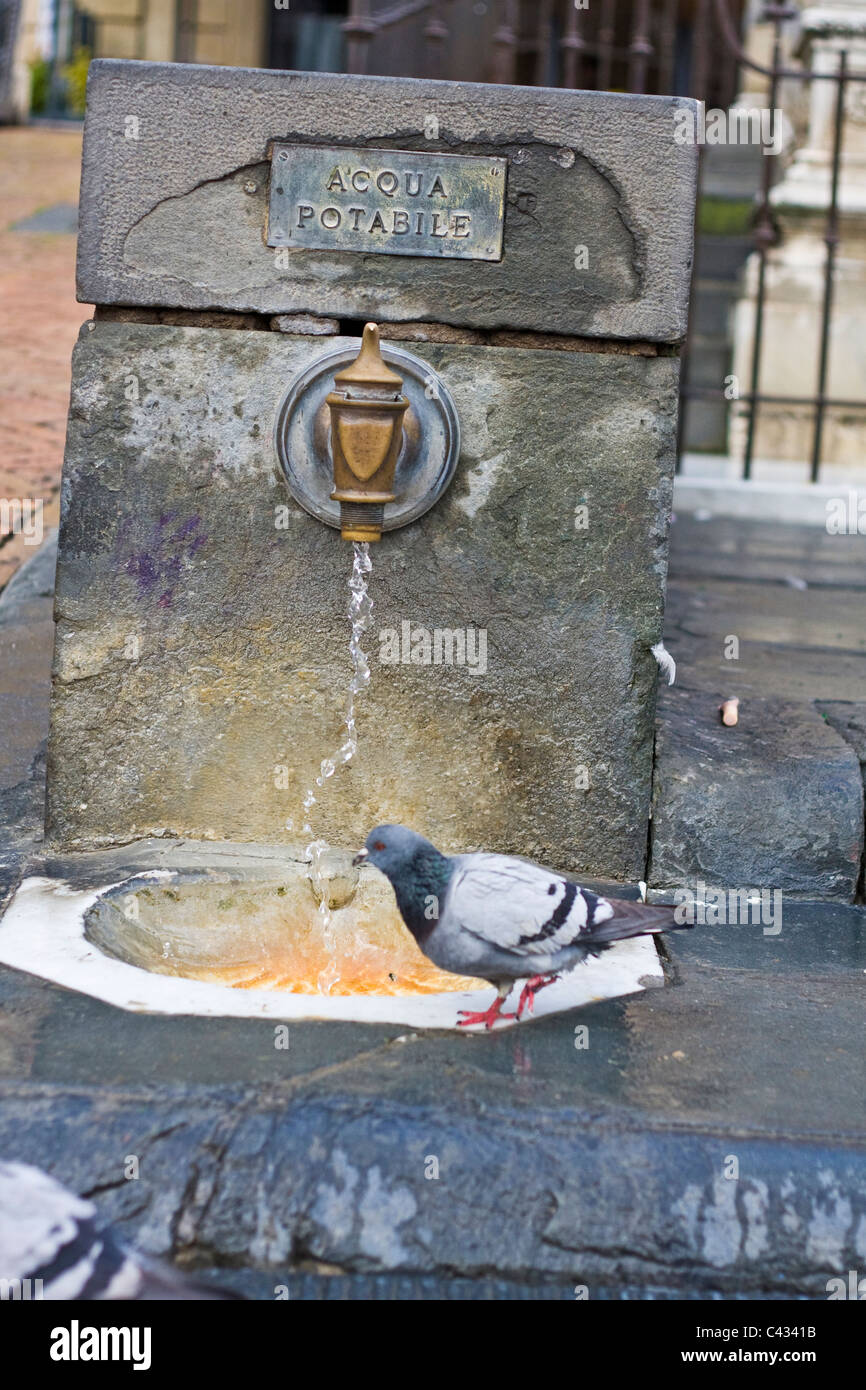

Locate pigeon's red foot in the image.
[515,973,560,1019]
[457,993,516,1029]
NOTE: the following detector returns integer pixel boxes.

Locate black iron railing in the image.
[341,0,744,102]
[344,0,453,78]
[338,0,866,482]
[676,1,866,483]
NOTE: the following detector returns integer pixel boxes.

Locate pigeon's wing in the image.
[0,1162,240,1300]
[444,853,615,960]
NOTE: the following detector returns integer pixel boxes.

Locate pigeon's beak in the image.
[352,848,368,867]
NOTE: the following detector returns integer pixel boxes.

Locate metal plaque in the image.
[267,144,506,261]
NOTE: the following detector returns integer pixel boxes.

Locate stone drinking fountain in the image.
[0,60,698,1029]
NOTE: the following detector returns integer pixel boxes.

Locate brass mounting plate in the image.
[267,144,506,261]
[274,342,461,533]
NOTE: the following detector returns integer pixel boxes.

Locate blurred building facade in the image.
[728,2,866,481]
[6,0,267,118]
[6,0,747,122]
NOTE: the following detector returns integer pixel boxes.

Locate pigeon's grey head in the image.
[353,824,439,879]
[353,826,454,942]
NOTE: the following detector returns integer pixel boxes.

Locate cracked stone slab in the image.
[660,571,866,703]
[47,321,678,879]
[76,60,698,341]
[665,579,866,655]
[0,1079,862,1296]
[818,702,866,773]
[3,921,865,1130]
[659,627,866,703]
[669,515,866,589]
[649,687,864,900]
[1,876,864,1296]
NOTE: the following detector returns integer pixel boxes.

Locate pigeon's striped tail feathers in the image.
[588,898,691,943]
[0,1160,243,1300]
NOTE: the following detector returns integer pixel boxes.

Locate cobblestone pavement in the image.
[0,126,90,592]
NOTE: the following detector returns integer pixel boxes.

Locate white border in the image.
[0,875,664,1031]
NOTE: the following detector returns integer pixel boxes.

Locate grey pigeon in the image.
[354,825,690,1028]
[0,1161,241,1299]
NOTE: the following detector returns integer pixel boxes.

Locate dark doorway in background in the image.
[268,0,348,74]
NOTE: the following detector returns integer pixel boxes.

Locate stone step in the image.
[649,685,863,901]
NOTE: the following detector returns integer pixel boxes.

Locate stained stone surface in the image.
[47,321,679,878]
[1,945,865,1297]
[0,534,55,913]
[650,688,864,900]
[5,519,866,1298]
[819,702,866,775]
[649,517,866,903]
[818,701,866,896]
[76,61,698,342]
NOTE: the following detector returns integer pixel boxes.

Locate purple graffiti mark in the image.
[121,512,208,605]
[126,552,160,594]
[170,515,201,543]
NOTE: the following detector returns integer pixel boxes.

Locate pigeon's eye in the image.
[548,884,557,895]
[373,840,386,851]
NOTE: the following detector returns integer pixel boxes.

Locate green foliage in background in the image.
[697,196,754,236]
[28,56,51,115]
[62,47,91,117]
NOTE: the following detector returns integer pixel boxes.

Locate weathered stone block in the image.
[47,321,679,879]
[76,61,698,341]
[818,701,866,775]
[650,687,864,900]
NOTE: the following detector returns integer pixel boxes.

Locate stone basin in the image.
[84,866,484,997]
[0,841,664,1030]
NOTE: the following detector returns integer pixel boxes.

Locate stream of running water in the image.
[294,542,373,994]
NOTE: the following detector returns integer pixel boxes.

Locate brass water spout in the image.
[327,322,409,542]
